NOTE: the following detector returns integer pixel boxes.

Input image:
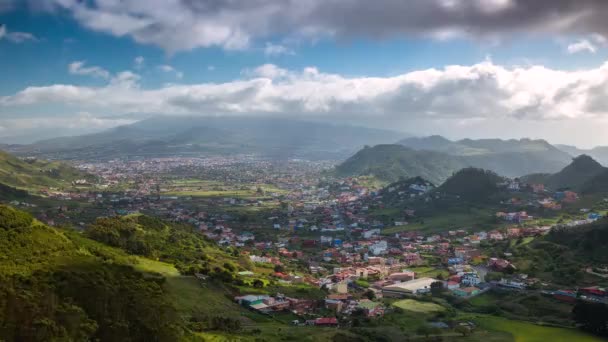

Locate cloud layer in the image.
[21,0,608,53]
[4,60,608,124]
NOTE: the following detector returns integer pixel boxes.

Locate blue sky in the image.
[2,0,608,147]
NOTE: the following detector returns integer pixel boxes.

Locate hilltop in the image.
[334,144,467,184]
[556,144,608,165]
[0,150,91,191]
[335,136,574,183]
[544,155,606,191]
[436,168,506,202]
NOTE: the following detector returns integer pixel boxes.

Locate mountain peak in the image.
[571,154,602,168]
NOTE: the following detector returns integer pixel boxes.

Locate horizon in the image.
[3,1,608,147]
[0,114,603,151]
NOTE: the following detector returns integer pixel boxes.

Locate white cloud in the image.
[30,0,608,53]
[0,24,38,43]
[7,59,608,145]
[264,42,294,56]
[567,39,597,54]
[4,60,608,126]
[591,33,607,45]
[158,65,183,79]
[134,56,145,69]
[68,61,111,79]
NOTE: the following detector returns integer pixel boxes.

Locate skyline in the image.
[2,1,608,147]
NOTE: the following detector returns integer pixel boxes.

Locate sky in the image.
[3,1,608,147]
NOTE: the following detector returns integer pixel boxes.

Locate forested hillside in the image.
[0,150,92,191]
[0,206,252,341]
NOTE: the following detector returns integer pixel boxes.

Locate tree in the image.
[416,326,433,339]
[252,279,264,288]
[274,264,285,273]
[573,301,608,337]
[455,325,470,337]
[364,289,376,300]
[430,281,444,296]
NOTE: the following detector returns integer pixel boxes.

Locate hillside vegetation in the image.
[0,150,91,191]
[437,168,505,202]
[544,155,606,191]
[0,205,275,341]
[0,205,185,341]
[335,144,467,184]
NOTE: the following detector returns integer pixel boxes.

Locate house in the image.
[235,295,270,307]
[553,289,577,303]
[388,271,415,282]
[382,278,438,297]
[314,317,338,327]
[579,286,607,297]
[445,281,460,290]
[461,273,481,286]
[488,258,514,272]
[453,287,480,297]
[325,299,344,312]
[357,300,385,317]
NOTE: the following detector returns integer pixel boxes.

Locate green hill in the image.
[0,205,185,341]
[334,144,467,184]
[520,172,552,185]
[547,217,608,264]
[0,150,92,191]
[580,169,608,195]
[436,168,506,202]
[0,205,350,341]
[545,155,606,191]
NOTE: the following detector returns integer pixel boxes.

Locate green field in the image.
[381,208,499,234]
[392,299,445,313]
[476,316,604,342]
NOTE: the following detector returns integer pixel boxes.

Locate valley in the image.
[3,138,608,341]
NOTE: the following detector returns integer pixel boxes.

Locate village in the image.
[8,155,608,330]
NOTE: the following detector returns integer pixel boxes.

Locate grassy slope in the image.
[0,150,89,191]
[476,316,604,342]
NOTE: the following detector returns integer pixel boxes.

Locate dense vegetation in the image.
[86,215,246,277]
[0,205,185,341]
[581,169,608,194]
[0,150,92,191]
[546,218,608,263]
[436,168,505,202]
[335,144,467,184]
[544,155,606,191]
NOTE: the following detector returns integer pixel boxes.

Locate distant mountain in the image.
[334,144,468,184]
[556,144,608,166]
[15,117,408,160]
[436,168,506,202]
[545,155,606,191]
[398,136,572,177]
[0,150,91,191]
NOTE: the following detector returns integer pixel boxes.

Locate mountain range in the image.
[555,144,608,166]
[9,117,408,160]
[336,136,578,183]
